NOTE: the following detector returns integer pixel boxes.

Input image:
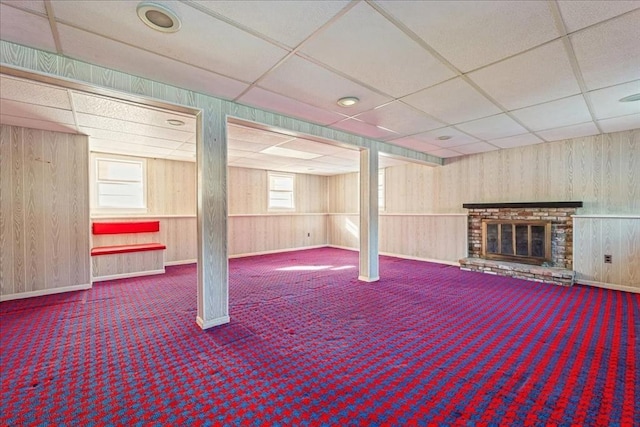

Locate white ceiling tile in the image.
[510,95,593,131]
[1,1,47,14]
[454,142,499,155]
[312,155,357,167]
[77,113,192,141]
[428,148,461,158]
[394,126,479,148]
[237,87,346,126]
[468,40,581,110]
[72,92,196,130]
[57,25,249,101]
[401,78,502,124]
[278,139,344,156]
[353,101,444,137]
[227,139,273,153]
[0,75,71,109]
[0,99,75,124]
[300,2,455,98]
[376,0,559,72]
[90,140,175,156]
[53,1,288,82]
[192,1,350,48]
[228,123,294,145]
[330,149,362,160]
[598,113,640,133]
[536,122,600,142]
[557,1,640,33]
[489,133,544,149]
[331,118,397,140]
[0,114,78,134]
[258,55,392,115]
[82,128,187,150]
[456,114,528,141]
[0,4,56,52]
[387,137,440,153]
[571,10,640,90]
[588,81,640,120]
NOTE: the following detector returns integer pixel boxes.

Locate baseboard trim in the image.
[379,251,460,267]
[196,315,230,330]
[165,259,197,266]
[92,268,165,283]
[229,245,327,259]
[358,275,380,282]
[1,283,92,302]
[576,279,640,294]
[326,245,460,267]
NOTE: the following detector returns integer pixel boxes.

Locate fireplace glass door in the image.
[482,220,551,265]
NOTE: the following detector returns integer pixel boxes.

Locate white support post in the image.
[359,148,380,282]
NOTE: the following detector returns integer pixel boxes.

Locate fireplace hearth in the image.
[460,201,582,286]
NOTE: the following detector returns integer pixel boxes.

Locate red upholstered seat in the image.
[92,221,160,235]
[90,243,166,256]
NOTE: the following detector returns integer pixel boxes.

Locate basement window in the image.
[268,172,295,210]
[95,158,146,210]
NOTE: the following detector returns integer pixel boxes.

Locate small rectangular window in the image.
[268,172,294,210]
[95,158,146,209]
[378,168,385,211]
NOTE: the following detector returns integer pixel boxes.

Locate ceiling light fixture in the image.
[137,2,181,33]
[619,93,640,103]
[437,135,452,141]
[337,97,359,107]
[166,119,185,126]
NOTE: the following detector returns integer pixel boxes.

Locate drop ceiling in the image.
[0,0,639,162]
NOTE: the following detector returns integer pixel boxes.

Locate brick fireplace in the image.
[459,202,582,286]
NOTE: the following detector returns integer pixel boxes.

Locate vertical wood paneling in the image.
[574,217,640,290]
[622,218,639,287]
[24,129,46,291]
[44,131,70,288]
[0,126,14,295]
[10,127,25,294]
[0,125,90,298]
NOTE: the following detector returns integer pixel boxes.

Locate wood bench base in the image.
[92,247,165,282]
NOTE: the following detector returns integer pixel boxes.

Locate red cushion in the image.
[92,221,160,234]
[91,243,166,256]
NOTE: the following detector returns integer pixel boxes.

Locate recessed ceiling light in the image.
[619,93,640,103]
[137,2,181,33]
[167,119,185,126]
[437,135,452,141]
[337,97,359,107]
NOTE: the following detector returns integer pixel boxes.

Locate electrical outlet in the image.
[307,233,310,237]
[604,254,612,264]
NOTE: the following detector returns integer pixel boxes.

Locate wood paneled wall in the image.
[1,125,90,299]
[91,216,197,264]
[574,216,640,291]
[228,166,328,256]
[228,166,327,214]
[439,130,639,214]
[90,152,197,216]
[229,214,326,256]
[328,173,359,214]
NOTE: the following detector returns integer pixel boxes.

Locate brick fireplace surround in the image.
[459,202,583,286]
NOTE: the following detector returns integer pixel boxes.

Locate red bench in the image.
[91,221,166,281]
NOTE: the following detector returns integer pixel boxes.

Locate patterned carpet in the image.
[1,247,638,426]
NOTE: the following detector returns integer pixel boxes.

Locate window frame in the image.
[267,171,295,211]
[93,156,147,213]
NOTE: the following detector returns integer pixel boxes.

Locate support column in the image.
[359,148,379,282]
[195,105,230,329]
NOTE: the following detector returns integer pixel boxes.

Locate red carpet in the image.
[1,248,638,425]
